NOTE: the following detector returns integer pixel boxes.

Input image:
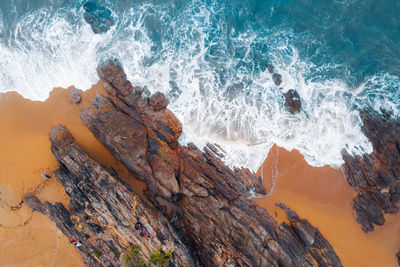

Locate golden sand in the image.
[255,145,400,267]
[0,85,398,266]
[0,83,145,266]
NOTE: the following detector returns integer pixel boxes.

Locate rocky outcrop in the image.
[68,88,83,104]
[48,58,342,266]
[25,125,195,267]
[342,109,400,232]
[83,1,116,34]
[284,89,301,114]
[278,204,342,267]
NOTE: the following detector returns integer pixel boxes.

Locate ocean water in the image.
[0,0,399,170]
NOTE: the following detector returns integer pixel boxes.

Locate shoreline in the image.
[0,84,145,266]
[0,85,398,266]
[255,145,400,267]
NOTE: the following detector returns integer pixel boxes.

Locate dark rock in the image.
[26,59,342,267]
[68,88,82,104]
[266,64,274,73]
[353,194,385,232]
[272,73,282,86]
[27,125,196,267]
[78,58,342,266]
[83,1,116,34]
[342,108,400,232]
[278,203,342,267]
[284,89,301,114]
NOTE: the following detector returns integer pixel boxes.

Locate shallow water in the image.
[0,0,399,170]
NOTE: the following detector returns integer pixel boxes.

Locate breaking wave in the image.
[0,0,399,171]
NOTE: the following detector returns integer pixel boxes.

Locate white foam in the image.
[2,3,398,172]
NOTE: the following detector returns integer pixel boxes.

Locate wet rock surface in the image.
[83,1,116,34]
[284,89,302,114]
[272,73,282,86]
[342,109,400,233]
[68,88,83,104]
[26,59,342,267]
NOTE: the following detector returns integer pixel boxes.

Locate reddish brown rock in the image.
[75,58,342,266]
[25,125,195,267]
[68,88,83,104]
[342,109,400,232]
[149,92,169,111]
[23,59,343,267]
[284,89,302,114]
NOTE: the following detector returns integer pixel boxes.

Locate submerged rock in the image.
[284,89,302,114]
[68,88,82,104]
[266,63,275,73]
[342,109,400,232]
[83,1,116,34]
[272,73,282,86]
[26,59,342,267]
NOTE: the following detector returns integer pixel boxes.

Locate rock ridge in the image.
[26,59,342,267]
[342,109,400,233]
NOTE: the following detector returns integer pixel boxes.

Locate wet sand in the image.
[255,145,400,267]
[0,85,399,266]
[0,83,145,266]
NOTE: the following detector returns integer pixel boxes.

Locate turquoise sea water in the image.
[0,0,399,169]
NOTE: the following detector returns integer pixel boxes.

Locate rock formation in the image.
[25,125,195,267]
[342,109,400,232]
[68,88,83,104]
[284,89,301,114]
[83,1,116,34]
[277,204,342,267]
[26,59,342,266]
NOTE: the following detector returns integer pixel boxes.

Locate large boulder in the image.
[284,89,302,114]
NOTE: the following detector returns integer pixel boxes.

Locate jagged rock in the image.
[83,1,116,34]
[284,89,301,114]
[278,204,342,267]
[26,125,195,267]
[353,194,385,232]
[272,73,282,86]
[68,88,83,104]
[342,109,400,232]
[74,58,342,266]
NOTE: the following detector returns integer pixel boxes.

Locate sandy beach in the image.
[255,145,400,267]
[0,84,398,266]
[0,83,145,266]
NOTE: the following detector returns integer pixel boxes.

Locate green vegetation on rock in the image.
[122,245,172,267]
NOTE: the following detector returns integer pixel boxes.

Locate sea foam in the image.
[1,2,398,171]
